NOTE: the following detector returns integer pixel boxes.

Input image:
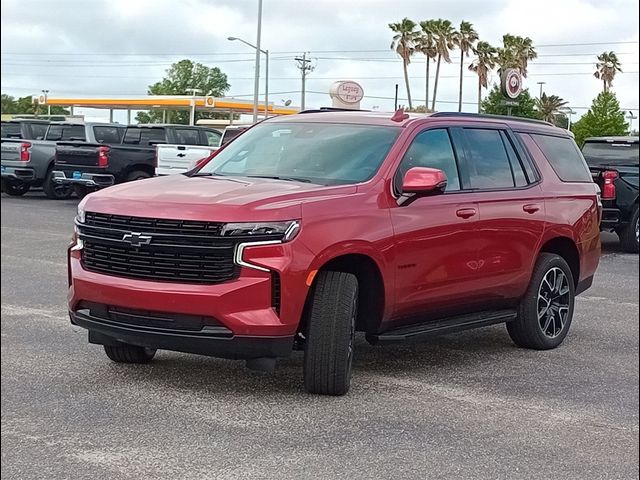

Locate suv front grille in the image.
[78,212,276,284]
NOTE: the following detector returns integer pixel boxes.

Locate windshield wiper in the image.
[245,174,312,183]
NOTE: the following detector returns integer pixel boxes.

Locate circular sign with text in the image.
[330,81,364,104]
[501,69,523,99]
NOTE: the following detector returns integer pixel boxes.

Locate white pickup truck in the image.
[155,126,249,175]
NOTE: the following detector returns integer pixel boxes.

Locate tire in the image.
[43,170,73,200]
[73,185,92,199]
[507,253,575,350]
[104,344,156,363]
[125,170,152,182]
[303,271,358,396]
[1,180,30,196]
[618,207,639,254]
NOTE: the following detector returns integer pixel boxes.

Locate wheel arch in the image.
[538,236,580,286]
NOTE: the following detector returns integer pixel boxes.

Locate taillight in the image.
[601,170,618,200]
[20,142,31,161]
[98,146,110,167]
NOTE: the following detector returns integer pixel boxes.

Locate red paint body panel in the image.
[68,112,601,356]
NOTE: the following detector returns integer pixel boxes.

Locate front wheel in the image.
[618,207,639,254]
[507,253,575,350]
[43,170,73,199]
[303,271,358,395]
[104,344,156,363]
[1,180,30,196]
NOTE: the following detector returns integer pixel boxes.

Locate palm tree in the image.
[535,93,568,124]
[497,34,537,77]
[454,20,479,112]
[594,51,622,92]
[418,20,437,111]
[430,19,456,111]
[389,18,417,109]
[468,41,497,113]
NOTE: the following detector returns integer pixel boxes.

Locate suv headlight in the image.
[77,205,86,224]
[222,221,300,241]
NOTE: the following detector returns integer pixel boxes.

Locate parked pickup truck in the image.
[582,136,639,253]
[54,124,222,195]
[1,122,124,198]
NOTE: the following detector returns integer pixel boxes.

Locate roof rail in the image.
[298,107,370,114]
[430,112,554,127]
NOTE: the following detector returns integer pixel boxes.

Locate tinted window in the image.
[175,128,201,145]
[501,132,527,187]
[221,127,247,145]
[1,123,21,138]
[46,125,86,141]
[531,134,592,182]
[93,126,124,144]
[582,141,639,166]
[396,129,460,192]
[30,123,49,140]
[204,129,222,147]
[464,129,515,189]
[123,127,166,145]
[200,123,400,185]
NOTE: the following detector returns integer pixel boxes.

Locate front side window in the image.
[463,129,515,189]
[199,122,400,186]
[395,128,461,192]
[175,128,201,146]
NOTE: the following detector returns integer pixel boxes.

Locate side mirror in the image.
[402,167,447,196]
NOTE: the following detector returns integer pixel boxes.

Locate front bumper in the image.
[52,170,114,188]
[1,165,35,182]
[71,308,293,359]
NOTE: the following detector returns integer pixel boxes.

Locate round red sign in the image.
[501,69,523,99]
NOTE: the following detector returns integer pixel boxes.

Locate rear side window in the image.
[46,125,86,141]
[1,123,21,138]
[463,129,515,189]
[123,128,166,145]
[93,126,124,144]
[531,134,592,182]
[175,128,201,145]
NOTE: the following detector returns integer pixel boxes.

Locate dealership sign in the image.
[501,69,523,99]
[330,81,364,109]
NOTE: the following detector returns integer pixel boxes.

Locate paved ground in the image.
[1,191,638,480]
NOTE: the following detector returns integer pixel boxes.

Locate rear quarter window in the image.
[530,134,592,182]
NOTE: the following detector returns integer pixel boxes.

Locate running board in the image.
[367,309,517,344]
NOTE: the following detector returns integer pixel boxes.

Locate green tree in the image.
[135,59,230,124]
[389,18,418,110]
[481,85,538,118]
[497,34,537,77]
[468,41,498,113]
[453,20,479,112]
[535,93,568,124]
[594,51,622,93]
[1,93,69,116]
[417,20,437,111]
[430,18,456,111]
[571,91,628,146]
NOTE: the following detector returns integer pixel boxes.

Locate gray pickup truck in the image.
[1,122,124,198]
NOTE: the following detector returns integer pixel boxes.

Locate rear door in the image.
[455,126,545,304]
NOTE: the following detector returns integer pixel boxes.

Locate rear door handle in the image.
[523,204,541,214]
[456,208,477,219]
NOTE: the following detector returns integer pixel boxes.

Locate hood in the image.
[82,174,357,222]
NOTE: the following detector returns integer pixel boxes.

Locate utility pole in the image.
[252,0,263,123]
[295,53,314,110]
[42,89,50,116]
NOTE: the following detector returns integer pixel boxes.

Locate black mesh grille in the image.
[84,212,224,236]
[271,272,281,314]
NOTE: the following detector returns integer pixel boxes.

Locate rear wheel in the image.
[126,170,152,182]
[1,180,30,196]
[73,185,91,199]
[104,344,156,363]
[618,207,639,253]
[507,253,575,350]
[43,170,73,199]
[303,271,358,396]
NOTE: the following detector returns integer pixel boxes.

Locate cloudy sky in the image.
[1,0,638,123]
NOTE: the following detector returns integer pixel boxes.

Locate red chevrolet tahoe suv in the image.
[68,111,601,395]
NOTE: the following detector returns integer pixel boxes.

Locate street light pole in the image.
[252,0,263,123]
[537,81,546,99]
[228,36,269,120]
[42,89,50,116]
[627,111,638,134]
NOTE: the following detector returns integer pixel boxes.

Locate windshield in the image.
[198,122,400,185]
[582,141,639,165]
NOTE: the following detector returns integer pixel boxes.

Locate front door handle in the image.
[456,208,477,219]
[523,204,541,214]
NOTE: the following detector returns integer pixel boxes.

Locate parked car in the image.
[582,136,639,253]
[1,122,123,198]
[67,111,601,395]
[155,128,221,176]
[54,124,221,196]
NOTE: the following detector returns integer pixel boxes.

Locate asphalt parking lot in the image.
[1,191,638,480]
